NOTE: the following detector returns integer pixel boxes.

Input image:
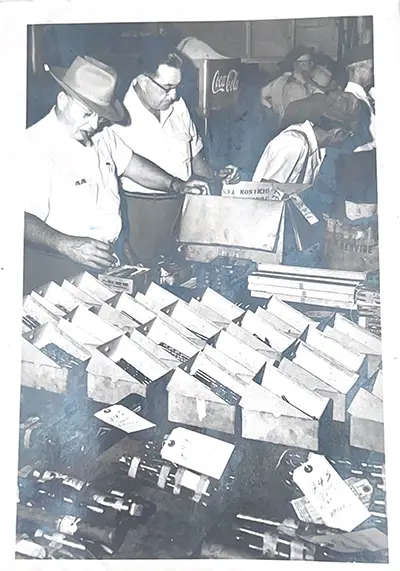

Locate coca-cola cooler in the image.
[178,37,241,135]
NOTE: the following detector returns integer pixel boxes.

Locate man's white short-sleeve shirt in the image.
[24,108,133,243]
[112,80,203,195]
[253,121,325,184]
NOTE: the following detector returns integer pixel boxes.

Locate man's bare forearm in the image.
[24,212,66,255]
[123,153,175,192]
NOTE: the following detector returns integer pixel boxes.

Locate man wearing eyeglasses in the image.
[112,45,240,263]
[23,56,209,293]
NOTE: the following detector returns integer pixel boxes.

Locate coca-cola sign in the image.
[211,69,240,95]
[200,58,241,113]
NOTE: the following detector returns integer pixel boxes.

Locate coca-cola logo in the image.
[211,69,239,95]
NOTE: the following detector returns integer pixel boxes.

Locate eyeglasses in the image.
[144,74,180,95]
[71,96,108,125]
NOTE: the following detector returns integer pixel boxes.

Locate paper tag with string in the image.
[161,427,235,480]
[292,453,370,532]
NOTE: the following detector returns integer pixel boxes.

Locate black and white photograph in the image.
[1,0,399,566]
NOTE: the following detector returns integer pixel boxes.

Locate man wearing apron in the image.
[112,43,240,264]
[23,56,209,294]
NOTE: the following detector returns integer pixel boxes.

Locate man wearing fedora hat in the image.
[23,56,209,293]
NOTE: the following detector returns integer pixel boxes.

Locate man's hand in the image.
[59,236,116,271]
[218,165,240,185]
[173,179,210,195]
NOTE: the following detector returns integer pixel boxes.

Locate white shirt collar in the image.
[285,120,320,156]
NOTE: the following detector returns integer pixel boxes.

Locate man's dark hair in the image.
[136,38,183,77]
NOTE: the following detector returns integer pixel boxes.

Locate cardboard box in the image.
[318,325,381,378]
[184,352,254,397]
[61,279,104,308]
[327,313,381,355]
[129,329,181,369]
[347,388,384,453]
[108,292,157,325]
[22,294,61,334]
[167,368,235,434]
[200,287,245,322]
[203,345,255,380]
[286,341,363,422]
[240,383,320,449]
[64,305,124,345]
[141,315,203,360]
[213,330,272,377]
[260,295,320,332]
[225,323,281,365]
[67,272,115,302]
[278,358,341,423]
[144,282,181,308]
[179,187,319,265]
[87,334,172,402]
[261,362,333,451]
[57,318,101,353]
[179,195,286,264]
[29,291,67,317]
[189,298,231,329]
[163,299,222,341]
[239,310,298,353]
[98,265,155,296]
[34,281,84,313]
[168,352,253,435]
[92,303,141,336]
[21,322,91,394]
[255,306,304,337]
[302,327,367,375]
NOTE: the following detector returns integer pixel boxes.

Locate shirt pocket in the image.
[167,133,192,179]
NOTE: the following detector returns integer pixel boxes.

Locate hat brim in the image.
[47,65,125,123]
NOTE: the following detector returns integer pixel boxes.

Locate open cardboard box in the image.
[168,352,253,435]
[163,299,222,342]
[167,368,236,434]
[258,296,317,332]
[179,187,320,265]
[21,322,91,394]
[212,329,272,378]
[347,388,384,453]
[22,294,61,334]
[239,310,299,354]
[64,305,124,345]
[98,265,156,296]
[284,341,364,422]
[225,323,281,365]
[66,272,115,302]
[108,292,157,326]
[34,281,83,314]
[87,334,172,402]
[91,303,141,337]
[140,314,203,361]
[189,298,231,329]
[200,287,245,322]
[61,279,103,308]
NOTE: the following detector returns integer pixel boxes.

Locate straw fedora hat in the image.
[44,55,125,122]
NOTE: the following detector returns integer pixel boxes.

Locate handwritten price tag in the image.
[293,453,370,532]
[95,405,155,434]
[161,427,235,480]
